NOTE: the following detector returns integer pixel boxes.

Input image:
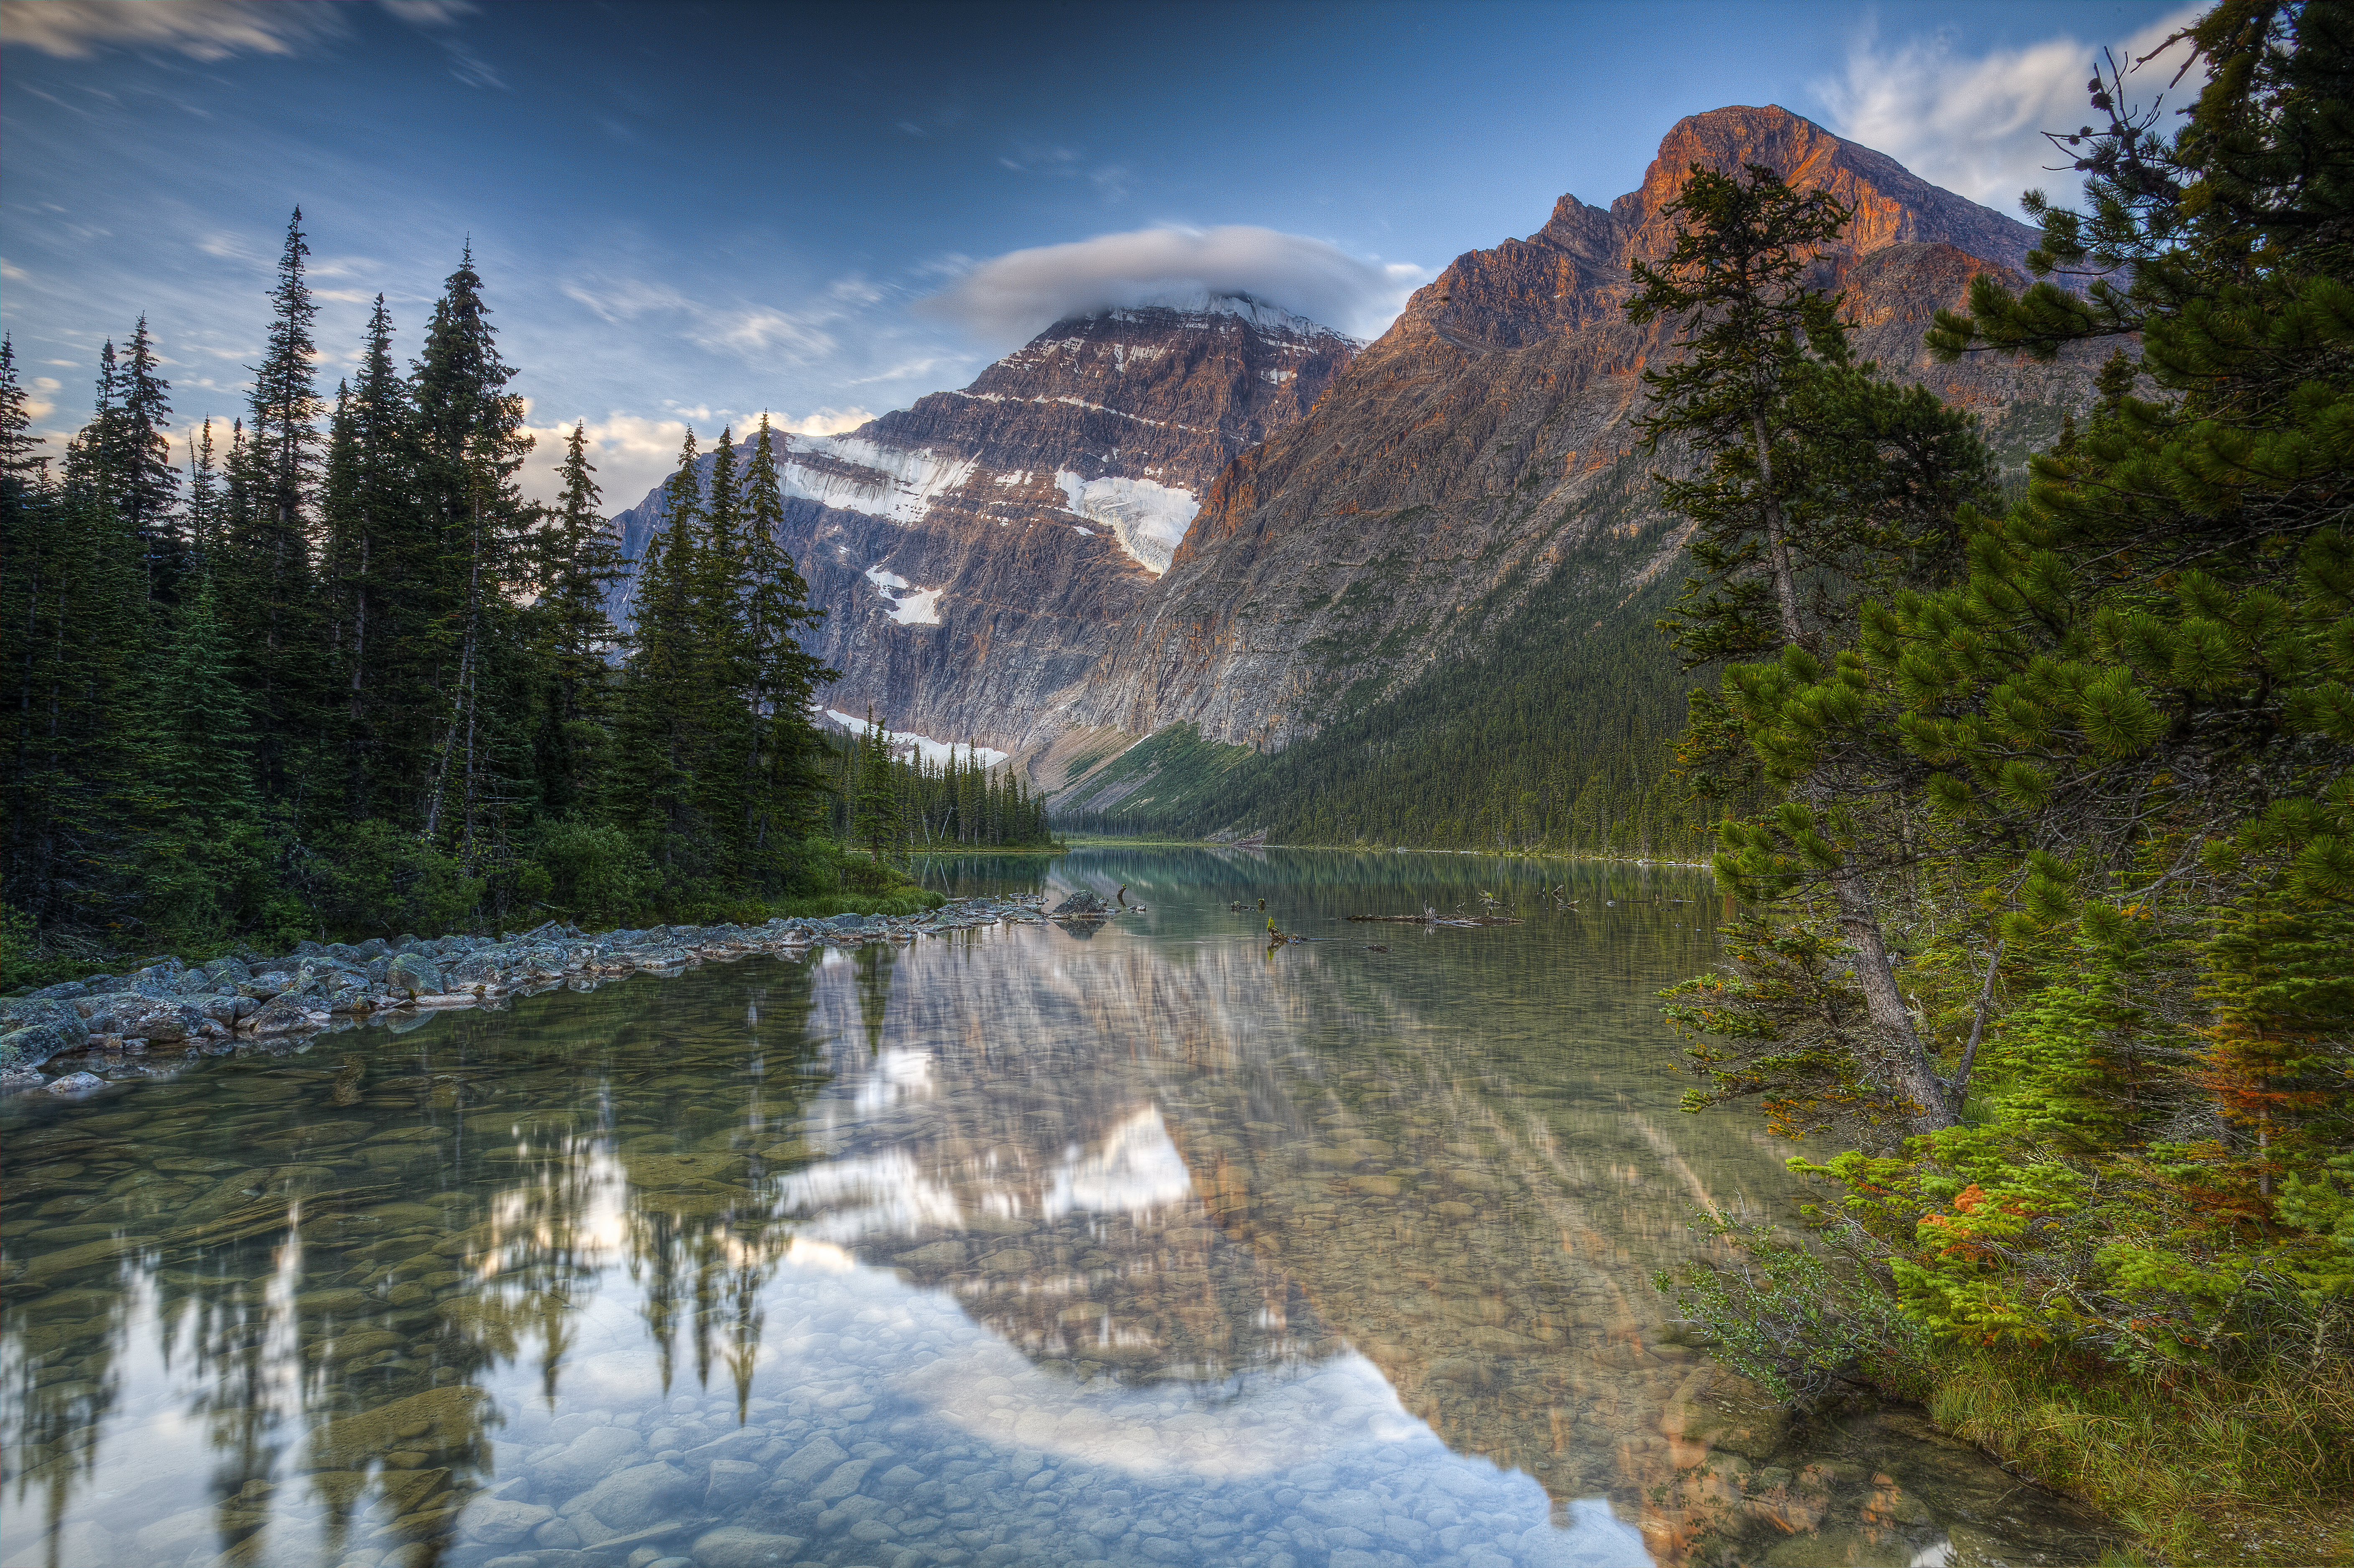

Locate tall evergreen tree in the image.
[610,431,706,879]
[532,422,628,815]
[223,208,326,799]
[0,336,44,484]
[114,316,181,601]
[1631,165,1975,1128]
[412,246,534,871]
[740,415,835,854]
[321,295,427,820]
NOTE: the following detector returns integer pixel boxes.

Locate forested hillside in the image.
[1058,456,1709,859]
[0,213,942,978]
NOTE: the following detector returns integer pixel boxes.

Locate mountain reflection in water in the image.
[0,849,2112,1568]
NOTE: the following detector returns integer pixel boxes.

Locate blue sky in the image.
[1,0,2193,509]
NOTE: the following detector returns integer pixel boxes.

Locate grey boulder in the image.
[0,1023,81,1073]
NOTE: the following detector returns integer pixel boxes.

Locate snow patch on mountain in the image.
[781,436,977,526]
[1054,471,1199,575]
[863,565,943,626]
[823,710,1008,769]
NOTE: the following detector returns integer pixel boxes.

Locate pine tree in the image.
[0,337,45,485]
[852,711,898,866]
[141,573,260,942]
[321,295,428,821]
[184,419,220,565]
[115,316,181,602]
[532,422,628,816]
[741,415,836,855]
[610,430,706,883]
[223,208,326,799]
[413,246,534,874]
[1631,163,1963,1129]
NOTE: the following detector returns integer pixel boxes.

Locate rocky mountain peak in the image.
[1397,104,2039,355]
[1616,104,2037,271]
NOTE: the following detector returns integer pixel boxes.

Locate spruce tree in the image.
[413,247,534,873]
[741,415,835,855]
[610,431,706,888]
[532,422,628,816]
[322,295,427,821]
[0,337,44,485]
[224,208,326,799]
[115,316,181,601]
[853,712,899,867]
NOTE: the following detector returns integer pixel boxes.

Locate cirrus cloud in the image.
[916,225,1425,346]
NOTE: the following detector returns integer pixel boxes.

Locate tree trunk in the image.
[1751,409,1806,647]
[1827,855,1954,1128]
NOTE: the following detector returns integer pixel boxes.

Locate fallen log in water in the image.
[1346,914,1522,926]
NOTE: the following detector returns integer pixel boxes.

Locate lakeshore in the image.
[0,894,1096,1093]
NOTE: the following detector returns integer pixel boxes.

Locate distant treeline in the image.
[0,210,968,977]
[823,719,1056,854]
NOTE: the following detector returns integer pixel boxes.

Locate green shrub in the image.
[1654,1214,1933,1407]
[529,818,657,926]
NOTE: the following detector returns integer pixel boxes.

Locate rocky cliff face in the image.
[605,295,1356,753]
[1061,105,2098,756]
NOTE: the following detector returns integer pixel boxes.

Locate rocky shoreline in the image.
[0,895,1054,1094]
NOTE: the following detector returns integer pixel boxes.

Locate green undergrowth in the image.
[1664,1222,2354,1565]
[1929,1348,2354,1566]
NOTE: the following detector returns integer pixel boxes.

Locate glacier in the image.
[1055,471,1199,575]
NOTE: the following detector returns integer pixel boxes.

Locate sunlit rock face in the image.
[605,297,1356,755]
[1067,104,2103,752]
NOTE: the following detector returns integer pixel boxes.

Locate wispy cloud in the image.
[0,0,335,59]
[0,0,493,79]
[565,276,844,366]
[1816,8,2203,214]
[916,224,1426,345]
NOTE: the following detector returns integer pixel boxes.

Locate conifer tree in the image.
[610,431,706,881]
[741,415,835,853]
[183,419,219,564]
[532,422,628,816]
[115,316,181,601]
[413,247,534,869]
[0,337,43,484]
[224,208,326,798]
[322,295,427,820]
[142,574,260,941]
[852,712,899,866]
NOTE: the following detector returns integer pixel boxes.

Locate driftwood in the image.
[1346,914,1522,927]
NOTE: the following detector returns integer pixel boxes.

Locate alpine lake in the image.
[0,848,2117,1568]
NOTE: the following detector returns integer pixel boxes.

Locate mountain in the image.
[609,105,2102,849]
[605,295,1357,752]
[1058,107,2094,778]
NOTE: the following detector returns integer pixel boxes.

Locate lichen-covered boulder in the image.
[1051,889,1108,915]
[0,997,83,1034]
[0,1023,80,1073]
[387,953,444,994]
[247,993,324,1035]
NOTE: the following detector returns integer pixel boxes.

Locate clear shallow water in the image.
[0,848,2112,1568]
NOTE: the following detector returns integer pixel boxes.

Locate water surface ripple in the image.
[0,848,2112,1568]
